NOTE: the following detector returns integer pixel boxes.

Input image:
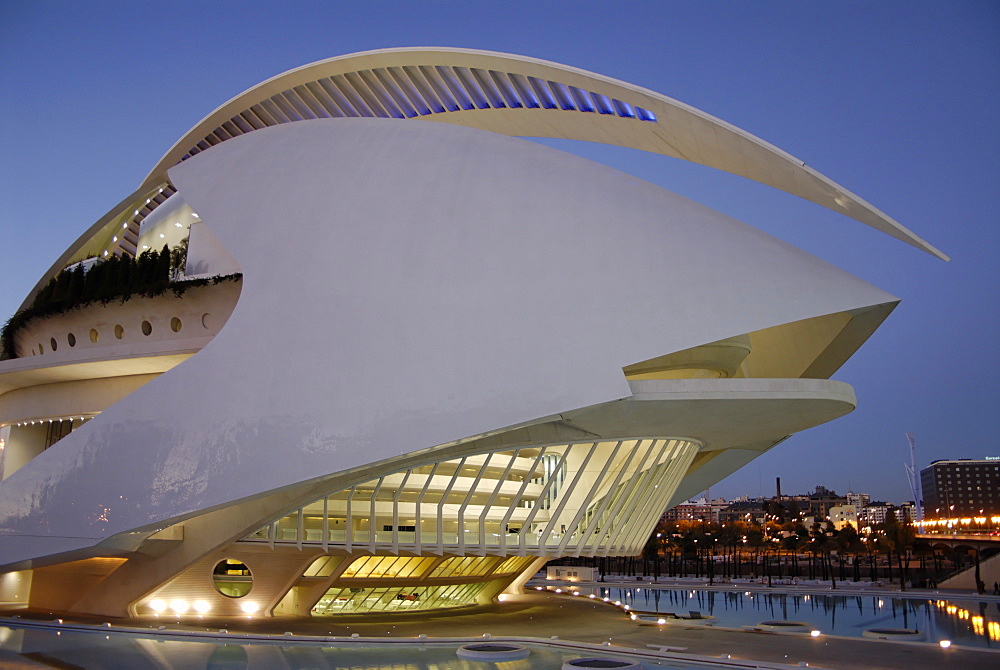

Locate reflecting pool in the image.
[0,625,707,670]
[592,587,1000,648]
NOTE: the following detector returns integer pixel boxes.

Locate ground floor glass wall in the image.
[244,437,699,557]
[311,582,492,615]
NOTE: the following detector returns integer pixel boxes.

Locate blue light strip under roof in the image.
[180,64,657,163]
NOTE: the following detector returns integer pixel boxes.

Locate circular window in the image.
[67,333,76,347]
[141,320,152,336]
[114,324,124,340]
[90,328,99,343]
[170,317,182,333]
[50,337,58,352]
[201,313,212,329]
[212,559,252,598]
[38,343,44,354]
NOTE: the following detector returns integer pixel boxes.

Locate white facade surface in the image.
[0,49,941,617]
[0,118,894,559]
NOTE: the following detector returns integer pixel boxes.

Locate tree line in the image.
[557,513,975,590]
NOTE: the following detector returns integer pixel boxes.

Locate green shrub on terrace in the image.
[0,245,240,360]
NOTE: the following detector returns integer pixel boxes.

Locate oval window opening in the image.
[201,313,212,329]
[114,325,124,340]
[212,559,252,598]
[67,333,76,347]
[50,337,57,352]
[141,320,152,336]
[170,317,182,333]
[90,328,99,343]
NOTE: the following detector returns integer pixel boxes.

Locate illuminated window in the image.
[494,556,535,575]
[428,556,500,578]
[311,581,492,615]
[303,555,342,577]
[212,559,252,598]
[341,555,435,579]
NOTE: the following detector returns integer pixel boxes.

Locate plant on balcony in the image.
[0,244,240,360]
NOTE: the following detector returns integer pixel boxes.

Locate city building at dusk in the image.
[921,458,1000,518]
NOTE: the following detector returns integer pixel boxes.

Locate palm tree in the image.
[746,526,765,579]
[717,523,741,579]
[642,526,665,581]
[835,522,864,583]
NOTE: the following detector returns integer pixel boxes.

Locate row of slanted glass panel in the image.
[242,438,698,556]
[305,555,535,615]
[181,65,656,162]
[303,554,535,581]
[312,582,494,615]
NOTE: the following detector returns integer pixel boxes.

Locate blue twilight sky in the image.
[1,1,997,505]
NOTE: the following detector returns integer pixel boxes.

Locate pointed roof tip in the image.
[923,244,949,263]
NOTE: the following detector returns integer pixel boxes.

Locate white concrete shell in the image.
[19,48,944,316]
[0,49,934,617]
[145,48,945,260]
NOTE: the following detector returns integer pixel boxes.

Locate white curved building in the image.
[0,48,940,618]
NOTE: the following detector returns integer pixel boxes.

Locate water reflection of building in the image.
[595,586,1000,646]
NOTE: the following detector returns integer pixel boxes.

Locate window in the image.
[212,559,252,598]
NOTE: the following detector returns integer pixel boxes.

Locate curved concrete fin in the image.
[142,47,946,260]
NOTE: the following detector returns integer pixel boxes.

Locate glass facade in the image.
[311,581,493,615]
[341,555,436,579]
[212,559,252,598]
[427,556,499,579]
[243,438,699,557]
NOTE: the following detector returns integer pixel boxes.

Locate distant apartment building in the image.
[846,491,871,510]
[861,502,895,526]
[896,501,918,522]
[779,495,810,518]
[707,498,730,523]
[718,499,767,525]
[661,500,711,523]
[920,458,1000,517]
[661,498,729,524]
[829,504,858,530]
[805,485,847,518]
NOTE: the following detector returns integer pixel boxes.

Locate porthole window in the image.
[170,317,182,333]
[90,328,99,343]
[212,559,252,598]
[50,338,57,352]
[67,333,76,347]
[141,320,152,336]
[114,324,124,339]
[38,343,44,354]
[201,313,212,329]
